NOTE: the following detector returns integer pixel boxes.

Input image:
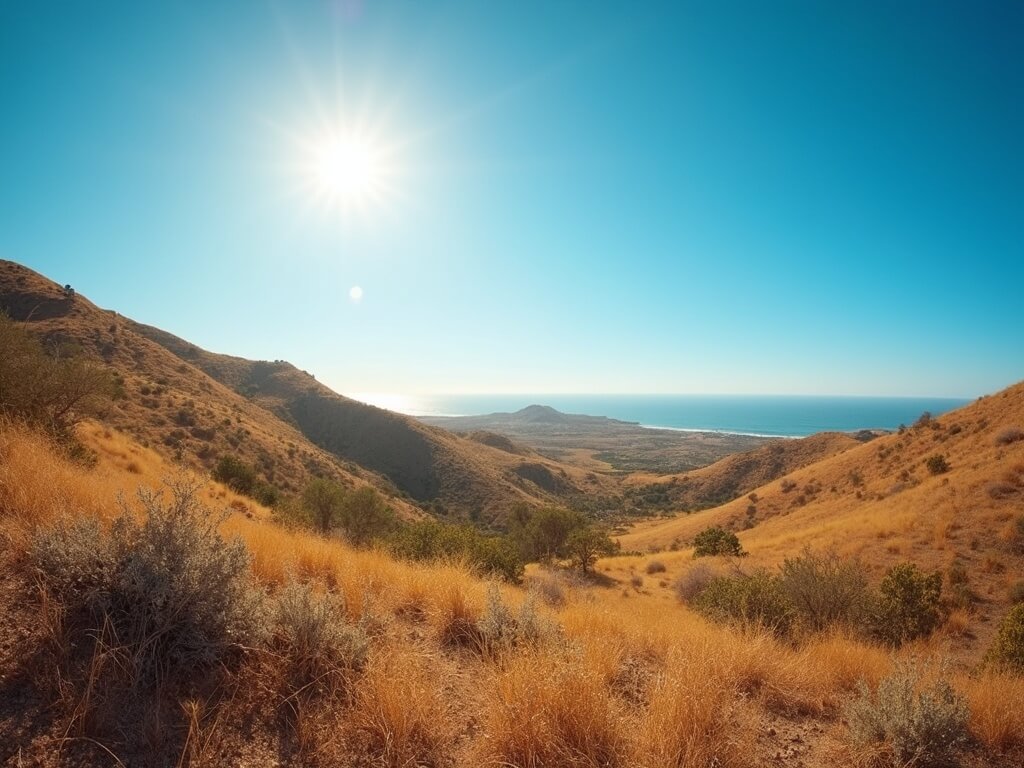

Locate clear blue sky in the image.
[1,1,1021,398]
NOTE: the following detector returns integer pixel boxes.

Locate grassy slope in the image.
[623,431,863,509]
[1,420,1022,766]
[0,259,614,523]
[619,382,1024,652]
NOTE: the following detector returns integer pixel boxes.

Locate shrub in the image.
[31,478,264,687]
[780,478,797,493]
[1008,580,1024,605]
[673,563,715,603]
[985,604,1024,673]
[645,559,666,575]
[692,526,745,558]
[995,427,1024,446]
[272,581,368,694]
[925,455,950,475]
[213,454,258,494]
[388,520,524,583]
[778,548,870,633]
[693,570,793,636]
[872,563,943,645]
[845,660,969,767]
[476,584,557,653]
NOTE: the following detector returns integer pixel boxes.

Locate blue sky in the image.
[1,1,1020,399]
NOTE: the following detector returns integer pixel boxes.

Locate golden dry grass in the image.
[2,418,1023,766]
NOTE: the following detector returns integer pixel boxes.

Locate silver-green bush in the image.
[845,659,968,767]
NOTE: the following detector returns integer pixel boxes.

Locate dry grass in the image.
[3,418,1024,766]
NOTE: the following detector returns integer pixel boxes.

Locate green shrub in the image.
[302,477,346,534]
[985,604,1024,673]
[845,659,968,767]
[388,520,524,583]
[213,455,258,494]
[32,478,264,687]
[872,563,942,645]
[778,548,869,633]
[693,570,793,636]
[692,526,745,558]
[924,455,950,475]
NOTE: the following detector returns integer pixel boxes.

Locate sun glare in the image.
[294,128,395,215]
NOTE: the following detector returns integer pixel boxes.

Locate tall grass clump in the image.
[845,659,968,767]
[271,580,369,696]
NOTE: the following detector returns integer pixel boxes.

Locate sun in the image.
[297,130,392,213]
[312,137,380,200]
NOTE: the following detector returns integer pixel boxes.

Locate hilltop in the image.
[0,260,612,523]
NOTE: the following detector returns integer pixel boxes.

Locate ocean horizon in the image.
[349,393,972,439]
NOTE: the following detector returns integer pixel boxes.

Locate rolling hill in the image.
[618,381,1024,617]
[0,260,612,523]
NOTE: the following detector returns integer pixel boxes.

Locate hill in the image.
[420,405,773,474]
[622,431,866,511]
[2,414,1022,766]
[618,381,1024,618]
[0,260,611,523]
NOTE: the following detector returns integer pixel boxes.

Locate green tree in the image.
[302,478,346,535]
[565,525,618,573]
[509,506,586,563]
[692,526,745,558]
[0,312,117,436]
[338,486,395,546]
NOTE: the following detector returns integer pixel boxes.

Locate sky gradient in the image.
[1,1,1021,399]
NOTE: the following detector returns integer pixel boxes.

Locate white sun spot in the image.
[349,285,363,302]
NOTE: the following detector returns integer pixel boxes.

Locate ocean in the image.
[352,393,971,439]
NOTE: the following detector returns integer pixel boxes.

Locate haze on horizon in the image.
[1,2,1020,400]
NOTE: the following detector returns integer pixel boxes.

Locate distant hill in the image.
[622,431,866,510]
[0,260,612,523]
[420,406,772,475]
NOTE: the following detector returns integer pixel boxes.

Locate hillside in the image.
[619,381,1024,618]
[0,260,612,523]
[622,431,866,511]
[2,415,1022,767]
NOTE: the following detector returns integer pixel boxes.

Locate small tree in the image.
[509,506,586,563]
[302,478,346,535]
[692,526,745,558]
[565,525,617,573]
[338,485,395,546]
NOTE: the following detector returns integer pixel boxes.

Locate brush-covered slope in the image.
[620,381,1024,604]
[623,431,865,510]
[0,260,608,521]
